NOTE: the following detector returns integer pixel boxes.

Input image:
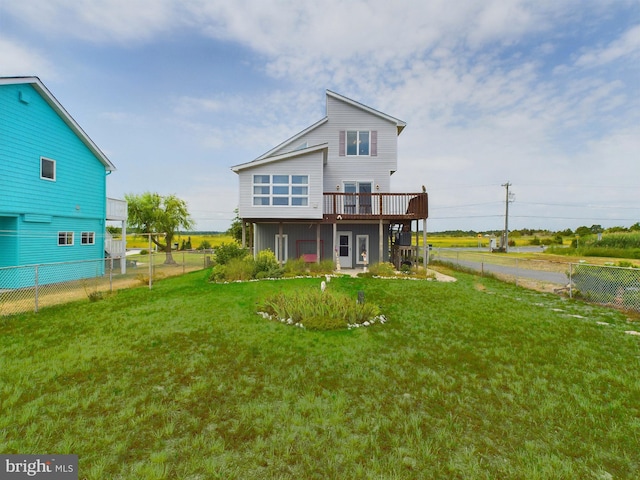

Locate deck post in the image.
[278,222,284,266]
[423,218,428,269]
[333,222,338,269]
[316,223,321,263]
[379,219,384,264]
[241,221,246,249]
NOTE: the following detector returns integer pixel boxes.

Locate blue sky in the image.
[1,0,638,232]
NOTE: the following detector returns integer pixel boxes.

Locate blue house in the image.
[0,76,124,288]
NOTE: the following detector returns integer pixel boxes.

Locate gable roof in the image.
[0,76,116,171]
[232,90,406,172]
[231,142,328,173]
[326,90,407,135]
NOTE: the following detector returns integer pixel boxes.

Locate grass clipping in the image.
[258,286,385,331]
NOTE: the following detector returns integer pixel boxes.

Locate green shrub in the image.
[254,249,281,278]
[258,288,382,331]
[367,262,397,277]
[307,259,335,274]
[214,242,249,265]
[225,257,255,281]
[197,240,212,250]
[209,264,227,282]
[284,257,307,276]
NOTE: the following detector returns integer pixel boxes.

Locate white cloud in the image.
[0,37,55,77]
[574,23,640,68]
[1,0,180,43]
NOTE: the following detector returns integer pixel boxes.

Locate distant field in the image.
[125,233,234,249]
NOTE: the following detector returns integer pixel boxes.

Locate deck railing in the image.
[323,192,428,220]
[107,197,128,221]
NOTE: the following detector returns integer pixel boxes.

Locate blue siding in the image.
[0,217,18,267]
[0,82,108,288]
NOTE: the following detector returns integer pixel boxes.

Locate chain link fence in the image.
[431,249,569,290]
[0,249,214,316]
[569,263,640,312]
[431,249,640,312]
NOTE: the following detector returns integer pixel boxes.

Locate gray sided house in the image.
[231,90,428,270]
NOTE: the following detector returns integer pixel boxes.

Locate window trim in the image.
[58,231,74,246]
[252,174,309,207]
[40,157,56,181]
[81,231,95,245]
[346,130,370,156]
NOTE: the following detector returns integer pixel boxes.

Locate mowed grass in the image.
[1,271,639,479]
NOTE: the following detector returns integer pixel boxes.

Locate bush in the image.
[307,259,335,274]
[209,264,227,282]
[214,242,249,265]
[284,257,307,276]
[258,288,382,331]
[224,257,255,281]
[367,262,397,277]
[254,249,281,278]
[197,240,212,250]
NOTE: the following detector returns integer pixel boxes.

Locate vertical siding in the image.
[254,222,389,264]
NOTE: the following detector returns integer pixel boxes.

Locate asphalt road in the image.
[432,249,568,286]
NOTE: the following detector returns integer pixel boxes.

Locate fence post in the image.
[34,265,39,313]
[109,257,114,292]
[183,251,186,274]
[569,263,573,299]
[515,258,519,287]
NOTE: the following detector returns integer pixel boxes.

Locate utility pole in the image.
[502,182,514,253]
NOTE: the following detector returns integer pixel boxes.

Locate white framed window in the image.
[346,131,370,156]
[58,231,74,246]
[81,232,95,245]
[356,235,370,265]
[252,174,309,206]
[275,234,288,262]
[41,157,56,181]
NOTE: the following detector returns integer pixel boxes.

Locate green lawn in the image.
[1,270,639,479]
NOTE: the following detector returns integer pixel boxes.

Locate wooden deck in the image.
[323,192,428,222]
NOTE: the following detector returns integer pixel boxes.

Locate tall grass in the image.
[1,271,639,478]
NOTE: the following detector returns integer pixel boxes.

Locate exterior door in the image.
[337,231,352,268]
[343,181,372,214]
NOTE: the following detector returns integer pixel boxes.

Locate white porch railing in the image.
[107,197,128,221]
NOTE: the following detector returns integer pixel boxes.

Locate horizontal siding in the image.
[238,151,324,220]
[0,84,106,220]
[0,217,18,267]
[16,216,105,266]
[323,96,398,192]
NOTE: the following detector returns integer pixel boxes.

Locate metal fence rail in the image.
[0,250,214,316]
[431,249,640,312]
[570,263,640,312]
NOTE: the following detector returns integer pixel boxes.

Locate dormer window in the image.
[347,131,369,156]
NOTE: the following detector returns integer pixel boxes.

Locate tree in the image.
[227,208,252,245]
[126,192,194,264]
